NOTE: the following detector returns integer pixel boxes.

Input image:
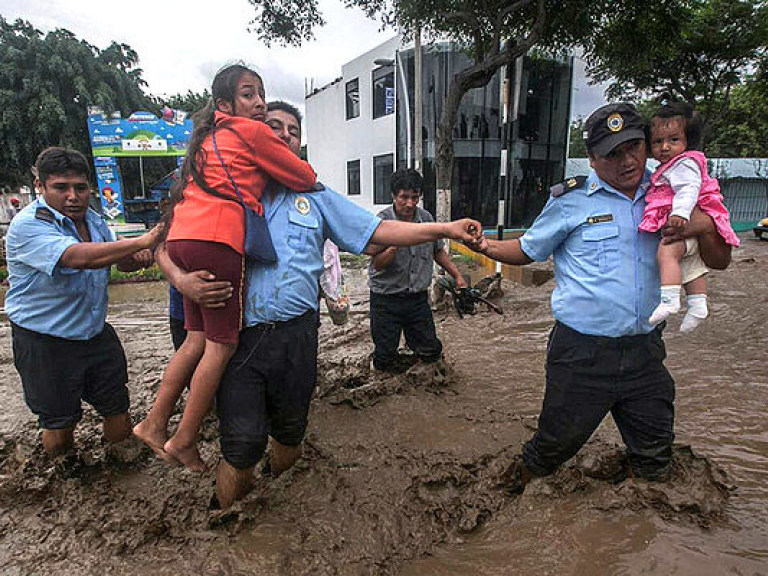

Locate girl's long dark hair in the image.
[160,63,263,238]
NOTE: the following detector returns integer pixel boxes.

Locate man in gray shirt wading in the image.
[367,168,467,371]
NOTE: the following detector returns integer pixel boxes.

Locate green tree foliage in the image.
[582,0,768,143]
[704,60,768,157]
[246,0,326,46]
[166,90,211,115]
[0,17,154,187]
[568,118,587,158]
[247,0,614,216]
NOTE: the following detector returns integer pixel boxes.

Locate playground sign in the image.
[86,106,193,221]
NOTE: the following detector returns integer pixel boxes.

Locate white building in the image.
[305,36,573,227]
[305,35,401,214]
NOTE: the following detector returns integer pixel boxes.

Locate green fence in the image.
[721,178,768,232]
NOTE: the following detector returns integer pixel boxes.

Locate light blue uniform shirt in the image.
[519,170,660,337]
[243,185,380,326]
[5,197,116,340]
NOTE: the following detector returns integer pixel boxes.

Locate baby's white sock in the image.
[680,294,708,332]
[649,285,681,326]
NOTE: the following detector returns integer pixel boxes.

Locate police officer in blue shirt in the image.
[466,103,731,485]
[158,101,481,508]
[5,147,160,456]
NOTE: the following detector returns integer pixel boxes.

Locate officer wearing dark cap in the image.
[466,102,731,485]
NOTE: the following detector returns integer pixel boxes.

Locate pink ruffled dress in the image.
[638,150,740,247]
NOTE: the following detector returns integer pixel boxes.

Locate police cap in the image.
[584,102,645,157]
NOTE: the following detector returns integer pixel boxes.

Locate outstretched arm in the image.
[368,218,481,247]
[434,248,467,288]
[464,235,533,266]
[59,225,161,269]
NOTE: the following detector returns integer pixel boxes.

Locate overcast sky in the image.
[3,0,607,119]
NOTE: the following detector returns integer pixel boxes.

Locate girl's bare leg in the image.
[164,339,237,472]
[133,331,205,457]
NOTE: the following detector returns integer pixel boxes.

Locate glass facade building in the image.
[396,44,573,227]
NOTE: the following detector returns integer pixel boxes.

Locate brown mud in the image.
[1,237,766,575]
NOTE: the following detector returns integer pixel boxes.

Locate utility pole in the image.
[495,56,511,277]
[414,26,423,174]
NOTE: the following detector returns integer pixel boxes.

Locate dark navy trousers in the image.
[369,291,442,370]
[523,321,675,480]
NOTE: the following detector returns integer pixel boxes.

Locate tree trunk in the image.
[431,0,545,223]
[434,80,464,223]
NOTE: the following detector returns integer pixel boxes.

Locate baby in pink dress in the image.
[639,102,739,332]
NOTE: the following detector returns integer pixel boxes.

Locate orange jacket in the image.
[167,111,316,253]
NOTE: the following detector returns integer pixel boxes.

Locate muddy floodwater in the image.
[1,237,766,575]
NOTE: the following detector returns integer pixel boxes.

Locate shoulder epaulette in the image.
[312,181,326,192]
[550,175,586,198]
[34,207,56,223]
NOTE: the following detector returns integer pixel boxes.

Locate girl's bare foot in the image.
[132,419,169,459]
[164,438,207,473]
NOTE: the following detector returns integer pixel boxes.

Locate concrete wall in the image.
[305,79,346,195]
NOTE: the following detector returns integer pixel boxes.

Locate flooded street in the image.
[1,236,766,575]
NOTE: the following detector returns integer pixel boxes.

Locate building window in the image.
[372,65,394,119]
[373,154,394,204]
[346,78,360,120]
[347,160,361,195]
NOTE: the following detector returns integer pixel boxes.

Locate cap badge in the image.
[295,196,311,215]
[607,113,624,132]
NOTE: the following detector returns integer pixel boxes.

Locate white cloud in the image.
[3,0,392,102]
[4,0,607,119]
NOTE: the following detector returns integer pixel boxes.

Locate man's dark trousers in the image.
[369,291,442,370]
[523,321,675,480]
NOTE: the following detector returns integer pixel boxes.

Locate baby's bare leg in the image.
[684,274,707,296]
[649,240,687,326]
[657,240,686,286]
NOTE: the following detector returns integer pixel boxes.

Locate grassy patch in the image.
[109,264,165,283]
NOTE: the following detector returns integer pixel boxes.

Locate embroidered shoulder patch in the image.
[34,207,56,224]
[550,175,586,198]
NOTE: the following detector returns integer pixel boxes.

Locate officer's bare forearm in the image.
[370,220,451,246]
[481,239,533,266]
[155,244,183,287]
[698,232,731,269]
[59,237,150,269]
[690,210,731,270]
[434,248,465,286]
[371,246,397,270]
